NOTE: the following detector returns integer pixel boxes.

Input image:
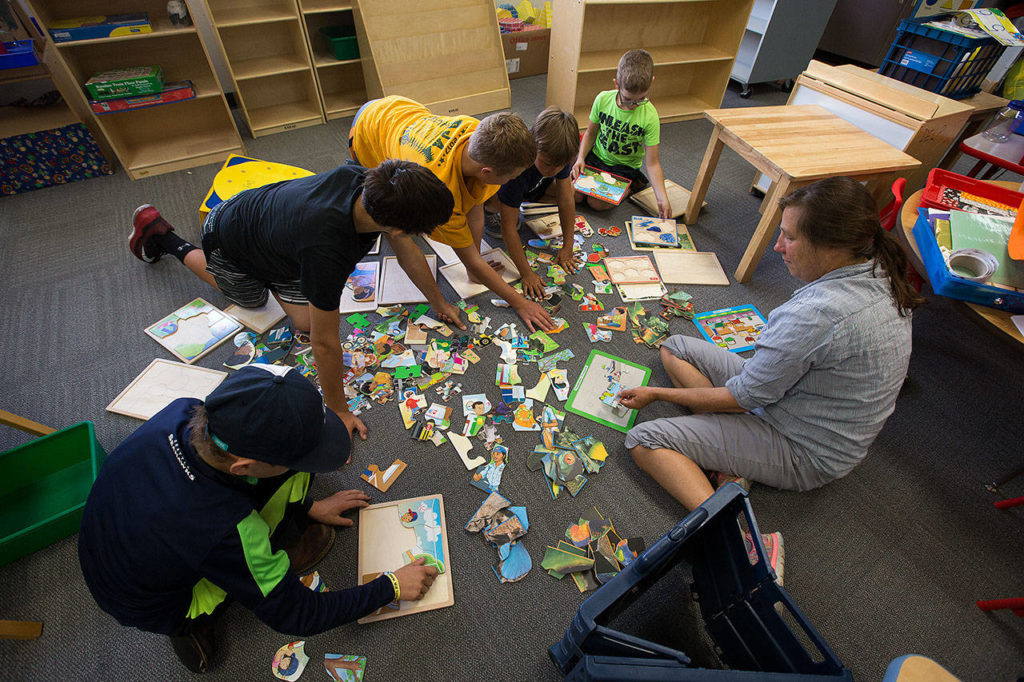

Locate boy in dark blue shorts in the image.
[484,106,581,298]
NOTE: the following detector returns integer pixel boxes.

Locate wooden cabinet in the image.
[204,0,324,136]
[18,0,243,179]
[297,0,365,121]
[547,0,754,128]
[730,0,837,97]
[353,0,510,116]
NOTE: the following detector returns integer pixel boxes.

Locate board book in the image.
[224,298,286,334]
[145,298,241,364]
[106,359,227,420]
[653,251,729,286]
[627,179,703,219]
[377,255,437,305]
[340,260,381,313]
[439,249,520,299]
[693,305,767,353]
[565,350,652,433]
[357,494,454,624]
[573,165,630,205]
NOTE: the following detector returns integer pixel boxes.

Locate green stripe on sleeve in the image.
[236,511,290,597]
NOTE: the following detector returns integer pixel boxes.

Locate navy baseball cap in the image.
[204,365,350,473]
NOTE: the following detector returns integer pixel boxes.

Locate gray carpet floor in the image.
[1,75,1023,681]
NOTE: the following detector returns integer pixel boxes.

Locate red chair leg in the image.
[994,496,1024,509]
[977,597,1024,614]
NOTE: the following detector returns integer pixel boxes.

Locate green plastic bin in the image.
[320,25,359,60]
[0,421,106,568]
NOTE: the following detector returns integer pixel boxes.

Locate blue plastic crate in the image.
[0,40,38,70]
[879,16,1004,100]
[549,485,851,680]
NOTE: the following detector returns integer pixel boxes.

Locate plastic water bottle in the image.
[982,100,1024,143]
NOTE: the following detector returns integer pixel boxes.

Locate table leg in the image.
[735,177,792,283]
[684,126,724,226]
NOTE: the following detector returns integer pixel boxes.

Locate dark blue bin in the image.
[878,16,1004,100]
[549,484,851,680]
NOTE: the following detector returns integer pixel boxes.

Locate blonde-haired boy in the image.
[484,106,582,298]
[350,96,555,332]
[572,49,672,218]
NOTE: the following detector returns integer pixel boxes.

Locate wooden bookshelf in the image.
[203,0,324,136]
[547,0,754,126]
[18,0,242,179]
[298,0,365,120]
[353,0,510,117]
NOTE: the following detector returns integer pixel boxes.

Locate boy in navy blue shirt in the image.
[484,107,581,298]
[79,365,438,673]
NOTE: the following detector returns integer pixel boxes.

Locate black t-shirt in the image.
[211,165,377,311]
[496,161,571,207]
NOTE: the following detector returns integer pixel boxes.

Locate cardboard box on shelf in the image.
[500,27,550,79]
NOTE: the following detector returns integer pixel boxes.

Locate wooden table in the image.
[899,183,1024,348]
[685,104,921,282]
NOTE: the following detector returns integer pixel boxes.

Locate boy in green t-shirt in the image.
[571,49,671,218]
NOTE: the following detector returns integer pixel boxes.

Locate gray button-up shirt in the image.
[727,261,912,478]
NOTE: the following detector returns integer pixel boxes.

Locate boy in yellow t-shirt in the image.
[349,96,555,332]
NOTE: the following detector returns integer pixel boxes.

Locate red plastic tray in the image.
[920,168,1023,215]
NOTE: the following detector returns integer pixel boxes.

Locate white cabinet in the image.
[731,0,838,97]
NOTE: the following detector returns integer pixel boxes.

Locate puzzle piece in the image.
[393,365,423,379]
[361,459,407,493]
[412,303,431,319]
[449,433,486,470]
[346,313,370,329]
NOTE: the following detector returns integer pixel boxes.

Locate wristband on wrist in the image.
[384,571,400,601]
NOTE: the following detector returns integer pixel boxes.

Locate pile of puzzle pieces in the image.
[540,508,645,593]
[223,322,318,379]
[527,429,609,499]
[465,492,532,583]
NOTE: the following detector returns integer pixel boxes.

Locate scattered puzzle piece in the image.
[361,459,407,493]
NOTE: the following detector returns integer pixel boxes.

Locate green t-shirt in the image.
[589,90,660,169]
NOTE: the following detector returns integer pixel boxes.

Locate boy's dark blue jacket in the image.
[78,398,391,636]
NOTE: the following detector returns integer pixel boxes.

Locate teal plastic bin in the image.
[320,25,359,60]
[0,421,107,567]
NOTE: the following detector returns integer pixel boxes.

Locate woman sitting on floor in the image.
[619,176,924,576]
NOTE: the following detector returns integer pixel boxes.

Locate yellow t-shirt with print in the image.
[350,96,498,248]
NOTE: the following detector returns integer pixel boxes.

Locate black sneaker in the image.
[169,614,216,674]
[129,204,172,263]
[285,523,335,573]
[484,210,503,240]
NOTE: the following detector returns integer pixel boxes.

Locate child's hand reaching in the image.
[570,158,586,182]
[658,196,673,220]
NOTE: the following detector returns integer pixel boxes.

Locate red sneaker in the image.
[746,531,785,587]
[709,470,751,492]
[129,204,172,263]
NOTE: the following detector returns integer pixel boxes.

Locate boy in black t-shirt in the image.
[129,159,454,439]
[483,107,581,299]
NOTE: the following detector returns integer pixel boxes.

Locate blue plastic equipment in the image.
[549,484,852,680]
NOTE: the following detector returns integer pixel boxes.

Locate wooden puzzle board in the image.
[224,298,286,334]
[357,494,454,624]
[652,251,730,286]
[106,359,227,420]
[439,248,520,299]
[144,298,241,364]
[626,220,697,253]
[627,179,703,219]
[603,256,661,285]
[377,255,437,305]
[565,350,651,433]
[423,236,491,265]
